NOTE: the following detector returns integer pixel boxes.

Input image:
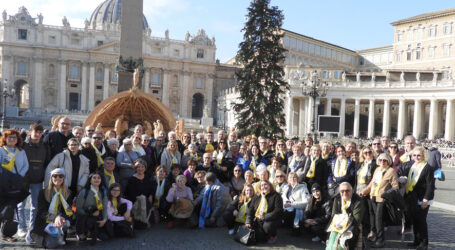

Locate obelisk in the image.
[117,0,143,92]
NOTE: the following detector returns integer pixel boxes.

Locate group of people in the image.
[0,116,437,250]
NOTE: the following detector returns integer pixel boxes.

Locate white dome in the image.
[89,0,149,31]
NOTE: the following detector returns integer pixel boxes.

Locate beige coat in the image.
[362,167,398,203]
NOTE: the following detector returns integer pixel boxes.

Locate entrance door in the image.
[191,93,204,119]
[69,92,80,110]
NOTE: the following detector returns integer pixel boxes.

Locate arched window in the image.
[96,68,103,81]
[192,93,204,118]
[197,49,204,59]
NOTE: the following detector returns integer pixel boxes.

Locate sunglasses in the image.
[276,175,284,178]
[92,137,102,140]
[412,154,422,157]
[378,159,388,162]
[389,146,397,149]
[87,130,95,132]
[372,143,381,145]
[124,143,132,146]
[364,151,372,154]
[52,174,65,179]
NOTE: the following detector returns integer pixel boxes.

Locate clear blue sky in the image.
[4,1,455,62]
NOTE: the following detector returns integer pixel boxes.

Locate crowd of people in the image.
[0,116,439,249]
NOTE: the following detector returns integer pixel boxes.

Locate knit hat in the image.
[311,183,321,192]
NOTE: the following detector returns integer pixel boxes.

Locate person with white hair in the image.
[116,138,140,189]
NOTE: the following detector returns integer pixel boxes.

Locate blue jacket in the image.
[327,157,355,186]
[0,146,29,177]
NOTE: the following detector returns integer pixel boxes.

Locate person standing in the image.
[44,117,73,159]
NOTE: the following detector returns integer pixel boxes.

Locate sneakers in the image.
[267,236,277,244]
[228,229,235,235]
[312,236,320,242]
[25,232,34,244]
[17,228,27,238]
[167,221,174,229]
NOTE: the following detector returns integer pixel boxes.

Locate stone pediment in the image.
[89,41,119,53]
[190,29,213,46]
[5,6,37,26]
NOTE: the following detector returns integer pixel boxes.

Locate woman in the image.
[350,150,361,170]
[399,147,434,249]
[106,183,134,238]
[228,165,246,197]
[281,172,310,232]
[245,180,283,244]
[302,145,328,191]
[165,175,193,228]
[193,170,207,200]
[387,141,402,172]
[131,134,146,156]
[356,146,377,242]
[274,140,288,167]
[273,169,287,194]
[303,146,311,157]
[167,164,182,185]
[212,139,234,183]
[182,143,201,167]
[304,183,332,243]
[76,172,109,244]
[31,169,72,248]
[361,153,398,248]
[328,145,355,197]
[223,184,255,235]
[151,166,172,224]
[0,129,29,240]
[124,159,154,229]
[107,138,119,160]
[183,159,198,192]
[242,144,267,177]
[116,138,140,190]
[244,170,254,186]
[160,141,181,173]
[45,138,90,200]
[267,157,285,184]
[287,144,305,181]
[104,130,116,141]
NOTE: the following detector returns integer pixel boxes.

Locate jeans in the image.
[16,183,42,231]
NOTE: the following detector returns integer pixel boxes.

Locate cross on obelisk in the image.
[117,0,144,92]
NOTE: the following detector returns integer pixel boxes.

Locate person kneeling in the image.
[107,183,134,237]
[304,183,332,244]
[166,175,194,228]
[245,180,283,244]
[281,172,310,234]
[223,184,255,235]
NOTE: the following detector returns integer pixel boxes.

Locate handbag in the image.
[383,200,402,226]
[0,165,29,203]
[234,225,256,245]
[434,168,445,181]
[328,182,339,198]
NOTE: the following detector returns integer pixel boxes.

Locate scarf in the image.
[357,161,370,184]
[250,155,258,176]
[235,198,251,223]
[269,168,277,183]
[400,152,410,162]
[277,151,285,160]
[406,161,427,194]
[322,152,330,160]
[341,198,351,214]
[261,150,269,157]
[190,153,201,163]
[1,146,19,172]
[170,152,178,165]
[92,144,106,168]
[216,151,224,165]
[371,167,388,197]
[199,185,213,228]
[47,187,73,223]
[154,178,165,207]
[112,197,118,216]
[104,170,115,186]
[276,183,283,193]
[133,145,141,153]
[306,156,318,178]
[255,193,268,218]
[91,185,103,211]
[334,158,348,177]
[289,154,304,173]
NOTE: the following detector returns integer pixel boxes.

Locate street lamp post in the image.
[301,70,328,144]
[1,79,15,132]
[217,98,229,131]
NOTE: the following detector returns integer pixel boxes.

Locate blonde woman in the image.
[160,141,181,173]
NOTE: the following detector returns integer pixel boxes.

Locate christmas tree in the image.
[233,0,289,138]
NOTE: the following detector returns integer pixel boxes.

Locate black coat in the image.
[302,156,328,189]
[246,191,283,224]
[398,161,435,201]
[43,131,74,159]
[331,193,364,228]
[305,196,332,225]
[23,138,51,184]
[81,144,115,173]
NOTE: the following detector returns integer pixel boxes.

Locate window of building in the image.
[443,44,451,57]
[112,72,118,82]
[48,35,56,44]
[96,68,103,81]
[152,90,159,94]
[406,45,412,60]
[334,71,339,79]
[407,27,413,41]
[416,43,422,60]
[444,23,452,35]
[428,46,435,58]
[71,38,80,45]
[359,57,364,66]
[48,64,55,78]
[417,26,423,40]
[70,84,78,88]
[396,51,401,62]
[397,31,403,42]
[153,47,161,54]
[96,86,102,90]
[17,61,26,75]
[173,49,180,56]
[196,77,203,89]
[70,65,79,79]
[97,40,104,46]
[152,72,160,85]
[172,74,178,87]
[18,29,27,40]
[428,25,436,37]
[197,49,204,59]
[322,71,328,78]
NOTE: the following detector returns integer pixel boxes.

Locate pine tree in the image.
[233,0,288,138]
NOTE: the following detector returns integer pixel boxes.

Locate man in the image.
[103,157,119,187]
[190,130,198,144]
[216,130,226,143]
[372,138,383,157]
[329,182,364,249]
[199,131,217,154]
[141,134,156,176]
[345,141,357,159]
[20,124,51,242]
[400,135,416,163]
[193,172,231,228]
[82,131,114,173]
[381,136,390,153]
[43,116,73,159]
[259,136,274,165]
[195,133,205,149]
[181,132,191,150]
[197,153,221,177]
[84,125,95,138]
[72,126,84,142]
[227,131,238,148]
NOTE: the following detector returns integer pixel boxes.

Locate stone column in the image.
[144,69,150,94]
[353,99,360,137]
[33,58,42,112]
[413,99,423,139]
[286,95,294,136]
[307,97,314,135]
[299,98,306,137]
[206,74,214,117]
[367,99,375,138]
[59,61,67,110]
[397,99,407,139]
[161,69,169,106]
[445,99,454,141]
[339,98,346,137]
[103,65,109,99]
[325,98,332,115]
[81,63,88,111]
[382,99,391,137]
[181,72,190,117]
[428,99,439,140]
[88,63,95,110]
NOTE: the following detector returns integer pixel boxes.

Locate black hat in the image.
[311,183,321,192]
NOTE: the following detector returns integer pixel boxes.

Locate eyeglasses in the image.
[124,143,132,146]
[92,137,102,140]
[412,154,422,157]
[277,144,285,146]
[234,170,242,172]
[52,174,65,179]
[372,143,380,145]
[364,151,372,154]
[378,159,388,162]
[389,146,397,149]
[340,189,351,193]
[87,130,95,132]
[276,175,284,178]
[7,136,17,139]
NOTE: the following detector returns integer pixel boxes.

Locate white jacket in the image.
[281,183,310,210]
[45,149,90,189]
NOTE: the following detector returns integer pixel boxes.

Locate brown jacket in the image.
[361,167,398,203]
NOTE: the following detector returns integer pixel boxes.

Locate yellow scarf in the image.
[306,156,318,178]
[277,151,285,160]
[1,146,19,172]
[371,167,388,197]
[170,152,178,165]
[255,193,268,218]
[91,185,103,211]
[406,161,427,193]
[216,151,224,165]
[357,162,370,184]
[334,158,348,177]
[47,187,73,223]
[92,144,105,168]
[154,178,165,207]
[250,156,258,177]
[342,198,351,214]
[104,170,115,186]
[322,152,330,160]
[205,143,214,153]
[112,197,118,216]
[400,152,410,162]
[235,198,251,223]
